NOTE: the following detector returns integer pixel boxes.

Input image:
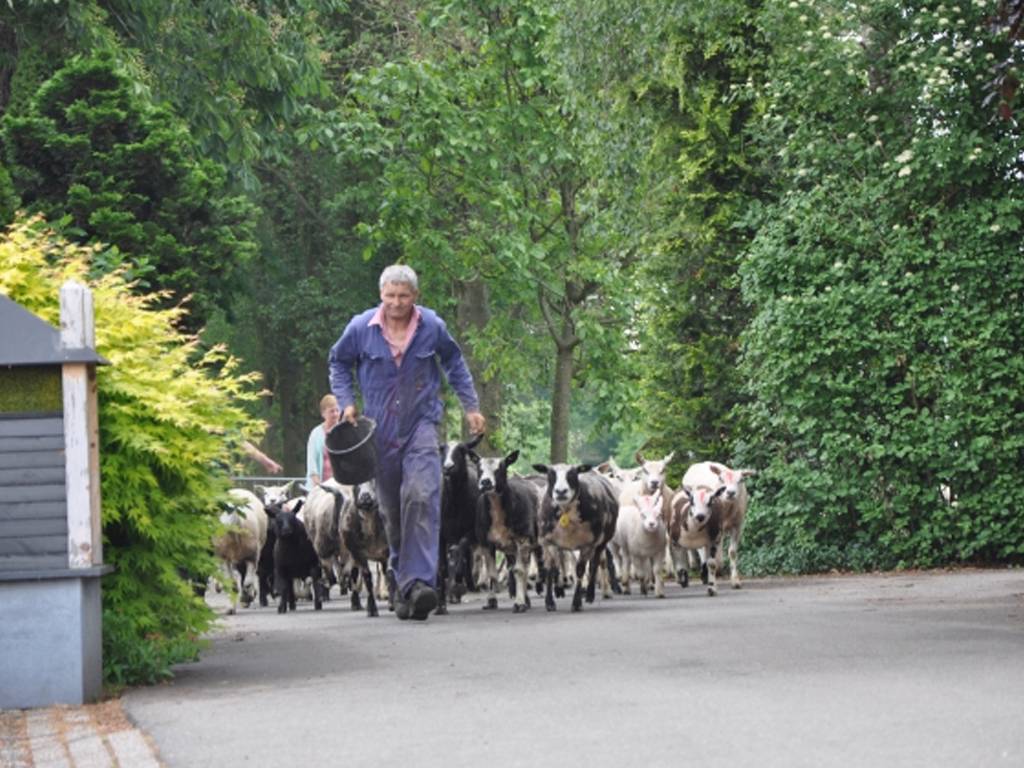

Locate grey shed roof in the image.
[0,294,109,367]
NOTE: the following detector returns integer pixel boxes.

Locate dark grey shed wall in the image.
[0,415,68,571]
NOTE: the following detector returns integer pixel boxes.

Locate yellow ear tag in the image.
[559,513,571,528]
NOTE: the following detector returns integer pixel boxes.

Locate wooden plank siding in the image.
[0,416,64,436]
[0,501,67,521]
[0,435,64,453]
[0,450,67,470]
[0,467,66,486]
[0,414,68,571]
[0,517,67,537]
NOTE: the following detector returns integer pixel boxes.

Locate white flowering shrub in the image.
[736,0,1024,570]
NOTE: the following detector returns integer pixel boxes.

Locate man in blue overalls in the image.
[329,265,485,620]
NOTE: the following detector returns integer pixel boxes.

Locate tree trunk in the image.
[454,277,500,447]
[276,345,304,477]
[549,335,575,463]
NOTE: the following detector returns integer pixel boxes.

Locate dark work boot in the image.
[407,580,438,621]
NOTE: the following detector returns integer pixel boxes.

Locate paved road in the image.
[123,569,1024,768]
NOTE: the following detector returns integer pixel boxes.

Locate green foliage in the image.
[0,160,17,224]
[2,54,258,330]
[552,0,766,470]
[337,0,636,461]
[0,215,265,686]
[736,0,1024,570]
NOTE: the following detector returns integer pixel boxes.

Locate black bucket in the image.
[325,416,377,484]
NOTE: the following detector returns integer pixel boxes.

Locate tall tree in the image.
[552,0,768,469]
[341,0,632,461]
[2,55,258,330]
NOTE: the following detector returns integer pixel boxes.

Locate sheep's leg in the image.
[697,545,711,585]
[706,542,719,596]
[640,555,651,596]
[385,567,397,612]
[552,551,566,599]
[654,555,665,598]
[226,562,242,615]
[620,549,632,595]
[507,551,517,601]
[571,553,587,612]
[362,564,378,617]
[241,560,259,607]
[729,525,743,589]
[603,551,618,598]
[511,548,527,613]
[350,567,363,612]
[557,551,573,598]
[312,566,324,611]
[435,535,449,615]
[675,543,691,588]
[482,548,498,610]
[586,549,604,604]
[543,547,558,612]
[258,563,271,607]
[532,545,545,596]
[275,571,289,614]
[374,563,388,600]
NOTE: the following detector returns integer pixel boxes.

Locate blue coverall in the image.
[328,305,480,596]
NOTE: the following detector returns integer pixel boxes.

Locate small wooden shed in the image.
[0,284,111,708]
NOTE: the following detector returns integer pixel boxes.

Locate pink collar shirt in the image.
[368,304,422,367]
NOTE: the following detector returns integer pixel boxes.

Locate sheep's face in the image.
[682,485,725,528]
[708,464,755,501]
[533,462,593,510]
[267,499,304,539]
[256,480,302,508]
[636,493,663,533]
[355,481,378,513]
[597,458,629,484]
[474,450,518,494]
[443,433,483,476]
[636,452,675,494]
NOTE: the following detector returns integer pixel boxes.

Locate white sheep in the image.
[301,479,352,601]
[610,490,668,597]
[679,461,755,590]
[213,488,268,613]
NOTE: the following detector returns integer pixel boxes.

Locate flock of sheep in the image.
[211,437,755,618]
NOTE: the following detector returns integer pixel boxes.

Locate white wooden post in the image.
[61,281,103,567]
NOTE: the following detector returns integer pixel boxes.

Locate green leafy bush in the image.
[736,0,1024,571]
[0,162,17,226]
[2,53,257,331]
[0,216,264,686]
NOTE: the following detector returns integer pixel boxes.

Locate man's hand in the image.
[342,405,359,426]
[466,410,486,435]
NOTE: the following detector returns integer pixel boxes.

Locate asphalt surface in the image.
[123,568,1024,768]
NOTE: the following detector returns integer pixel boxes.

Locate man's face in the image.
[380,281,418,321]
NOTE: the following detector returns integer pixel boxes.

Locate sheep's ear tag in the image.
[559,513,571,528]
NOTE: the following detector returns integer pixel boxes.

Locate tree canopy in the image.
[1,0,1022,684]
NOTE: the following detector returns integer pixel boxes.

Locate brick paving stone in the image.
[1,703,162,768]
[106,730,160,768]
[64,729,112,768]
[0,711,32,768]
[26,711,71,768]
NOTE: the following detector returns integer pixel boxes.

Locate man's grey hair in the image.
[379,264,419,292]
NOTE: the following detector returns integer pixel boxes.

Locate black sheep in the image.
[256,524,276,607]
[265,499,323,613]
[471,449,540,614]
[533,463,619,613]
[437,433,483,613]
